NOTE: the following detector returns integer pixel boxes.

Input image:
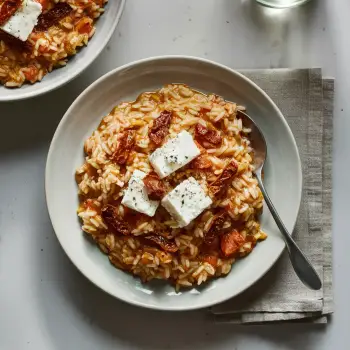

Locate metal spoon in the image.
[237,110,322,290]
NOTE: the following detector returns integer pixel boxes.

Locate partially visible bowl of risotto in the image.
[46,56,302,310]
[0,0,125,101]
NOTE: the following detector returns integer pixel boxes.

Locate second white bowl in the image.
[0,0,125,102]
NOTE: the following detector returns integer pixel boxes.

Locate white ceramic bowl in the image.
[46,56,302,311]
[0,0,125,102]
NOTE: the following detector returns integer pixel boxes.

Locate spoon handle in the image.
[255,173,322,290]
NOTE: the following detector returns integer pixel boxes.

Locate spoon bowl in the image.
[237,110,267,174]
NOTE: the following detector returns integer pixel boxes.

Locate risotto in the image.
[76,84,267,290]
[0,0,107,88]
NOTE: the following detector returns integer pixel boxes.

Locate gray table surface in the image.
[0,0,348,349]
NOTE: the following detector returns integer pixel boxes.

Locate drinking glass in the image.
[256,0,310,8]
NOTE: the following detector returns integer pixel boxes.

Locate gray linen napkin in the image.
[211,69,333,324]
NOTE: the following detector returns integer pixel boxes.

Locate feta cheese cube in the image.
[149,130,201,179]
[121,170,159,217]
[161,177,212,227]
[0,0,42,42]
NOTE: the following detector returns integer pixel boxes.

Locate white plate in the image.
[0,0,125,102]
[46,56,302,311]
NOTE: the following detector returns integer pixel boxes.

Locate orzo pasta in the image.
[76,84,267,290]
[0,0,107,88]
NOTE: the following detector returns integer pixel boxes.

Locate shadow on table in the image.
[35,233,326,350]
[0,75,99,156]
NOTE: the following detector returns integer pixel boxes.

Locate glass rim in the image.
[255,0,311,9]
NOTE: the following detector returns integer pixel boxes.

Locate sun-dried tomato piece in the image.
[143,235,178,253]
[209,213,227,234]
[200,254,218,267]
[203,212,226,246]
[0,29,32,51]
[203,235,220,251]
[0,0,21,25]
[209,160,238,197]
[35,3,72,31]
[143,173,167,200]
[220,230,245,257]
[190,154,212,170]
[194,123,222,148]
[111,130,136,165]
[75,17,93,35]
[149,110,172,145]
[101,204,130,235]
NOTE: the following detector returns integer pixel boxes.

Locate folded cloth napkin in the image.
[211,68,334,324]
